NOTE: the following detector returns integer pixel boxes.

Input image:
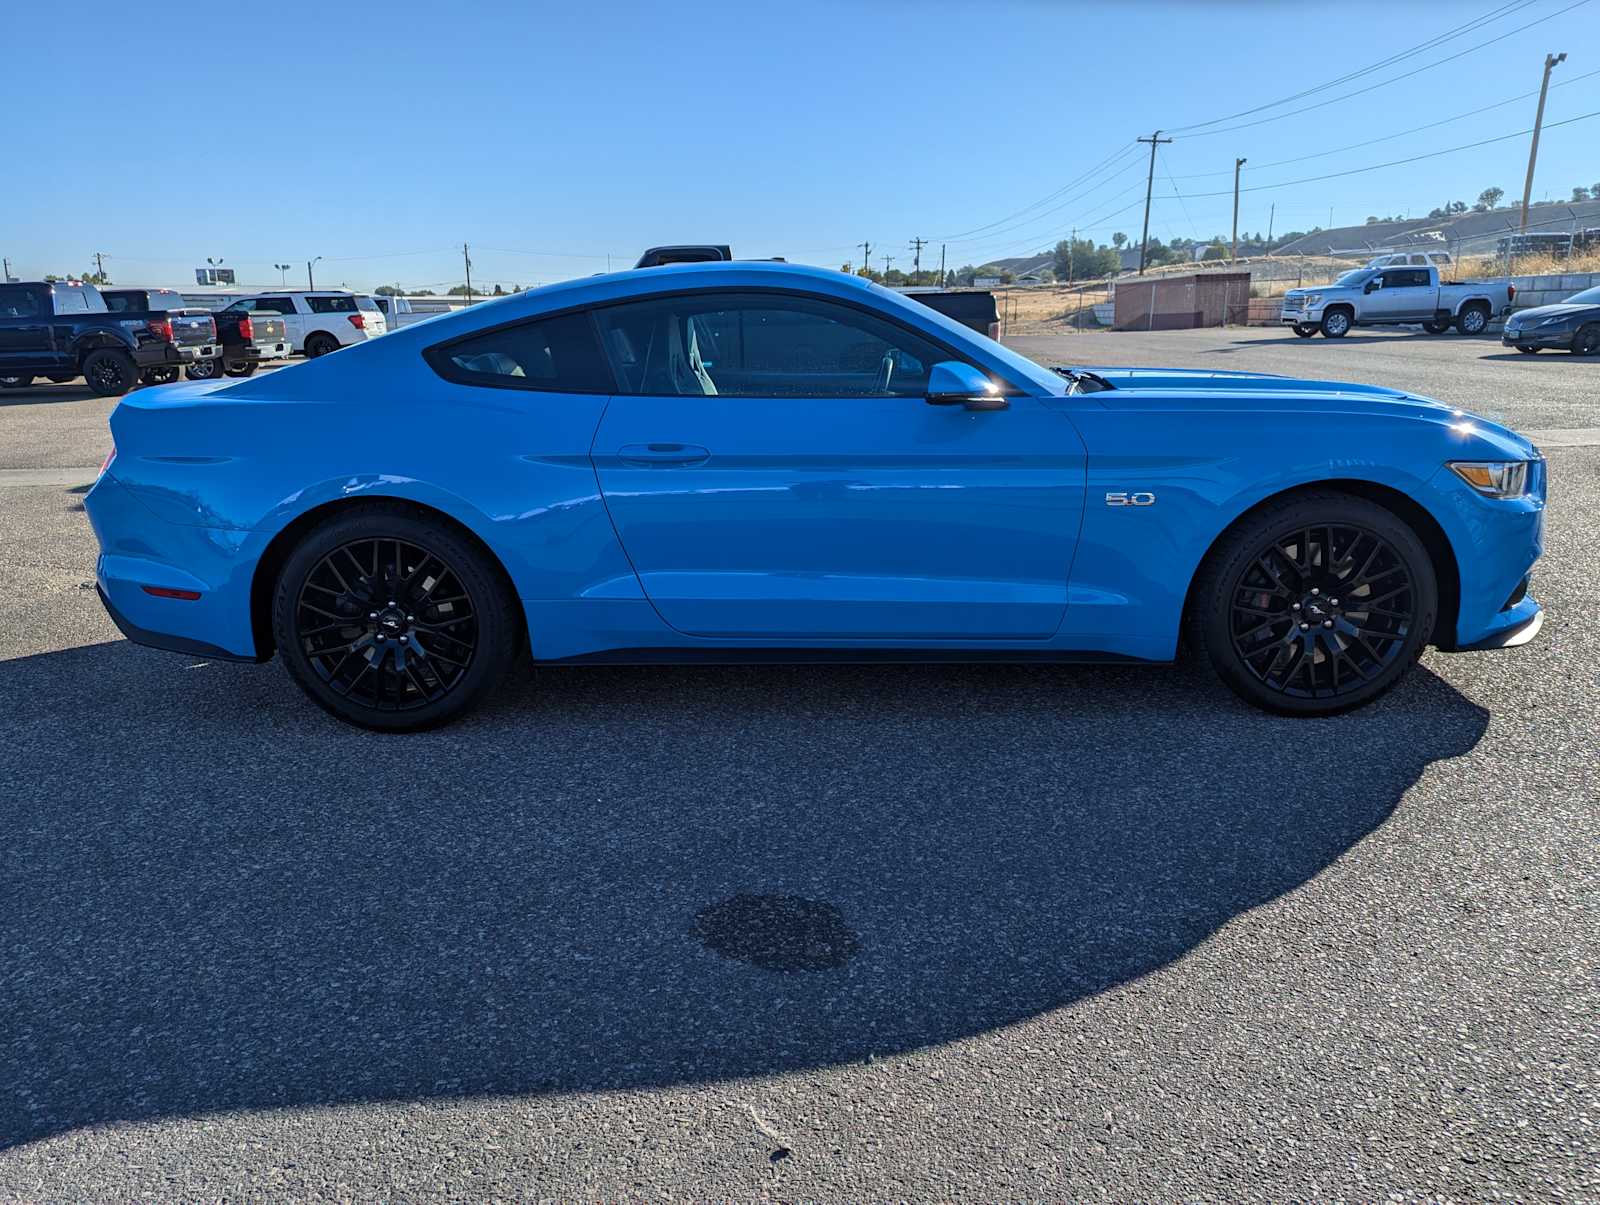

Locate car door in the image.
[589,289,1086,641]
[254,295,306,350]
[0,284,58,376]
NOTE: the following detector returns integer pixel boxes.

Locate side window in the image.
[53,287,87,315]
[257,296,297,314]
[103,292,138,313]
[593,291,957,398]
[306,295,356,314]
[424,310,612,392]
[0,286,41,318]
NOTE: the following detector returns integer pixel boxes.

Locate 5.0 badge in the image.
[1104,491,1156,506]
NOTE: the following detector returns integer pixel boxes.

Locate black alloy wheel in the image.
[1191,492,1437,715]
[304,333,339,358]
[1574,324,1600,356]
[81,349,136,397]
[272,506,519,731]
[0,375,32,389]
[1292,323,1317,338]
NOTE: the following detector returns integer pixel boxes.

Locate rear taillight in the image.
[348,314,366,330]
[987,321,1002,339]
[238,316,254,341]
[1508,284,1517,302]
[148,317,173,342]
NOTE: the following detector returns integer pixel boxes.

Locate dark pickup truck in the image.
[179,308,291,380]
[0,281,196,396]
[101,288,221,383]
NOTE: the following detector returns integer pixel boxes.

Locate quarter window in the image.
[306,295,357,314]
[425,310,612,392]
[593,291,958,398]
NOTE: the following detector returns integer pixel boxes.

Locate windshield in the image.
[1566,286,1600,305]
[1335,269,1375,287]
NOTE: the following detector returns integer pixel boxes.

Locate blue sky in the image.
[4,0,1597,289]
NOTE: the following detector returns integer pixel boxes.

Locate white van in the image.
[217,291,388,357]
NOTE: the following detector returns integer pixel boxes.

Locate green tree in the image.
[1201,237,1228,261]
[1572,186,1592,203]
[374,284,404,295]
[1111,231,1128,248]
[1475,186,1505,211]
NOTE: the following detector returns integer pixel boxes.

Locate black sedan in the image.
[1502,285,1600,354]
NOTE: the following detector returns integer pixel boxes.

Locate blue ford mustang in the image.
[85,262,1546,730]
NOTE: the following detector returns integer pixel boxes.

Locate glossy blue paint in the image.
[83,262,1546,669]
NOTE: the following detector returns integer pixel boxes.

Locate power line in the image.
[1170,0,1540,133]
[931,142,1141,242]
[1178,0,1594,139]
[1164,65,1600,179]
[940,151,1146,249]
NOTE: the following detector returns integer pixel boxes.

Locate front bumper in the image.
[1502,326,1573,349]
[1427,459,1547,651]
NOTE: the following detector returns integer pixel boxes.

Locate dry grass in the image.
[994,283,1112,334]
[1501,249,1600,276]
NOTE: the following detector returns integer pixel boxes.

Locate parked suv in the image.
[0,281,195,395]
[1280,265,1515,338]
[217,290,387,357]
[101,288,221,384]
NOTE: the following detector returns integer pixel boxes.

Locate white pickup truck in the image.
[370,294,452,330]
[1281,265,1515,339]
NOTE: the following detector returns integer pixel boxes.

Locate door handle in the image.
[617,443,711,466]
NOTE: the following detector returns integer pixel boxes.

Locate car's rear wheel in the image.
[1517,345,1541,354]
[81,349,137,397]
[0,375,32,389]
[224,361,258,377]
[1573,324,1600,355]
[304,333,339,358]
[185,357,222,381]
[1455,305,1489,335]
[1189,491,1437,716]
[1292,323,1317,338]
[139,366,180,385]
[1422,318,1452,334]
[1319,309,1352,338]
[271,505,520,731]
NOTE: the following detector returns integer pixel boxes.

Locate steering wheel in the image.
[873,351,896,394]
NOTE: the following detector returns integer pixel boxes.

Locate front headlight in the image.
[1448,460,1530,498]
[1303,293,1322,305]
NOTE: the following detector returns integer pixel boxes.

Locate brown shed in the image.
[1112,272,1251,331]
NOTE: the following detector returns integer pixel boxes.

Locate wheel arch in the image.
[248,494,527,659]
[1180,478,1461,649]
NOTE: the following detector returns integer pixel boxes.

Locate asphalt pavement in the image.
[0,330,1595,1199]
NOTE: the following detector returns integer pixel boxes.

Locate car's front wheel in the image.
[271,505,521,731]
[1517,345,1541,354]
[1292,323,1317,338]
[0,375,32,389]
[81,349,137,397]
[1319,309,1352,338]
[1573,324,1600,356]
[1189,491,1437,716]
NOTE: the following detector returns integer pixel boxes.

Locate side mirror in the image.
[1364,279,1380,294]
[926,361,1008,411]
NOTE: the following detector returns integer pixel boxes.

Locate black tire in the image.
[81,349,137,397]
[139,366,180,386]
[1292,323,1317,338]
[224,361,258,377]
[1188,491,1437,716]
[1517,345,1541,354]
[46,374,74,384]
[1319,309,1352,338]
[185,357,222,382]
[271,504,520,732]
[1454,305,1489,336]
[1573,324,1600,356]
[0,375,33,389]
[1422,319,1452,334]
[304,333,340,358]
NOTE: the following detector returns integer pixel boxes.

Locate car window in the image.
[425,310,612,392]
[354,296,380,313]
[258,296,297,314]
[1395,269,1430,287]
[1566,286,1600,305]
[593,291,958,398]
[147,291,184,311]
[0,286,41,318]
[102,291,141,313]
[306,295,357,314]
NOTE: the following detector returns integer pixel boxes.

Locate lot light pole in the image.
[307,257,322,290]
[274,263,291,286]
[1231,158,1247,261]
[1520,52,1566,232]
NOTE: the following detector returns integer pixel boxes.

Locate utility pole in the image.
[1136,130,1172,275]
[1067,227,1076,284]
[462,243,473,302]
[307,256,322,289]
[1267,202,1275,246]
[882,255,895,275]
[1520,52,1566,231]
[92,251,108,281]
[909,235,927,277]
[2,257,11,282]
[857,240,872,274]
[938,243,946,286]
[1231,159,1247,261]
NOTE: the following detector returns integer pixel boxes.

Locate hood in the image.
[1507,302,1599,323]
[1076,365,1410,399]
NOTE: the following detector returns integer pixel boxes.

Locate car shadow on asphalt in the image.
[0,640,1489,1150]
